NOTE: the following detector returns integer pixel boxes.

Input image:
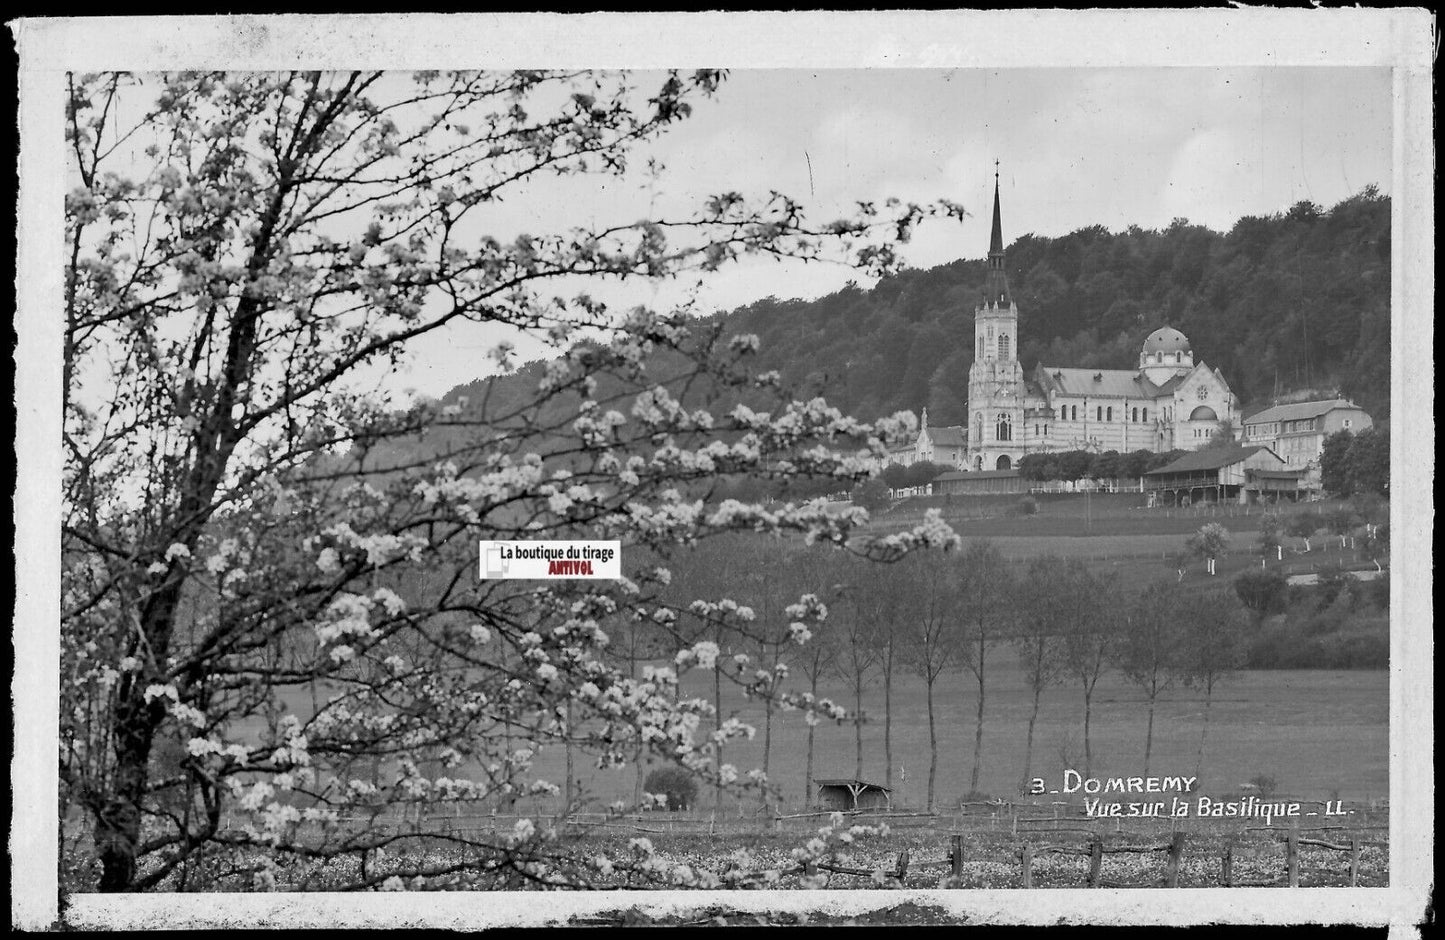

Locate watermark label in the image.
[478,540,622,579]
[1027,769,1353,822]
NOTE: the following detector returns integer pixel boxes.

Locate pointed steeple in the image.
[989,166,1004,257]
[983,161,1011,306]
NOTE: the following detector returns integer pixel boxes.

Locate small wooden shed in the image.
[814,778,893,812]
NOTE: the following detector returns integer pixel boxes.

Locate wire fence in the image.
[255,796,1389,840]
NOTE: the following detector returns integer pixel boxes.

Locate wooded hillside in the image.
[443,188,1390,433]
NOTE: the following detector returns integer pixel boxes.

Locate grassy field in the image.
[63,488,1392,894]
[870,491,1357,538]
[231,489,1388,817]
[861,492,1383,591]
[528,665,1388,815]
[530,493,1386,816]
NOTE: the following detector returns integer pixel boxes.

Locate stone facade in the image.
[1241,397,1373,489]
[961,174,1242,472]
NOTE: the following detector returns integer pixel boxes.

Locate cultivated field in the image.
[513,493,1391,816]
[528,666,1388,815]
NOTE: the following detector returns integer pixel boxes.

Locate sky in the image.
[394,66,1393,401]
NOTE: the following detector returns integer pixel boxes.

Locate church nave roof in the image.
[1034,365,1160,399]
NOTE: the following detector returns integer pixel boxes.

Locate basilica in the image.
[956,173,1241,472]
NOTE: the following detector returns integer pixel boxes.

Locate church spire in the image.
[989,162,1004,257]
[983,161,1011,306]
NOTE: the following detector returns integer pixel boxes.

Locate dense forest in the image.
[439,188,1389,440]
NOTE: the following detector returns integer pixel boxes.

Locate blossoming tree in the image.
[60,70,960,892]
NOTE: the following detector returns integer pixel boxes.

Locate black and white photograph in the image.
[12,11,1433,930]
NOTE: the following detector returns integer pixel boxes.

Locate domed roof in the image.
[1142,327,1191,355]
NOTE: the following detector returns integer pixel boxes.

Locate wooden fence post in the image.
[951,834,964,878]
[1220,843,1233,887]
[1020,845,1034,889]
[1087,836,1103,887]
[1164,831,1186,887]
[1348,838,1360,887]
[1286,829,1300,887]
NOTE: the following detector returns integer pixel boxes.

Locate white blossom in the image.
[316,548,340,574]
[689,641,720,670]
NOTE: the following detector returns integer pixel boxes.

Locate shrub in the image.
[879,463,910,489]
[1319,630,1389,668]
[1365,576,1389,611]
[1313,571,1357,609]
[1016,495,1039,516]
[851,477,891,512]
[1305,604,1349,636]
[643,766,698,811]
[1249,774,1279,799]
[1233,568,1289,617]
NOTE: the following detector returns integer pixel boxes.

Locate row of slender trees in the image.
[638,539,1251,813]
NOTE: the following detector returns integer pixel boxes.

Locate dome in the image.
[1141,327,1191,356]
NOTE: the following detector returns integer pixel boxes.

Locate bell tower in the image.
[967,164,1025,471]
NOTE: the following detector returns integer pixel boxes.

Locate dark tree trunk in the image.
[883,651,893,790]
[1083,688,1094,778]
[1021,689,1042,795]
[1195,681,1215,779]
[760,691,774,810]
[630,653,644,810]
[95,700,153,892]
[96,580,188,891]
[969,645,987,795]
[853,674,864,780]
[804,671,819,808]
[1143,692,1157,776]
[713,655,724,815]
[925,679,938,812]
[564,698,575,813]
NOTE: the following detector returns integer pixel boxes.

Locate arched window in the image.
[1142,407,1148,422]
[1132,407,1139,422]
[1071,405,1078,421]
[1096,406,1103,422]
[1175,352,1182,363]
[1189,405,1218,421]
[998,333,1011,360]
[996,454,1012,471]
[1107,406,1113,422]
[974,455,983,470]
[996,413,1012,442]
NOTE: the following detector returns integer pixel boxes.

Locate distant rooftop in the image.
[814,778,893,791]
[925,426,967,447]
[1145,444,1271,475]
[1036,366,1154,399]
[1243,398,1364,425]
[935,469,1021,481]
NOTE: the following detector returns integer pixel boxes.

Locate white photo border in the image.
[13,9,1434,929]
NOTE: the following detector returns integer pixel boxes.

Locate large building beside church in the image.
[959,174,1242,472]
